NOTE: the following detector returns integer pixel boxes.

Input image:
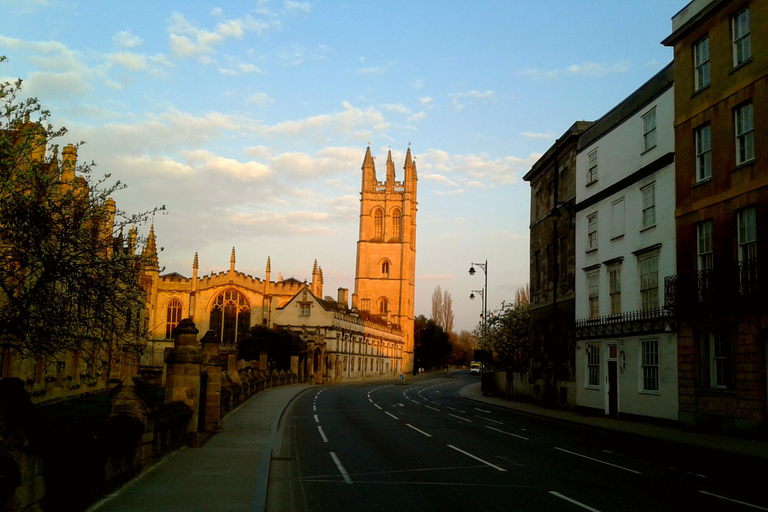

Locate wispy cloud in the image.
[113,30,144,49]
[381,103,410,115]
[520,61,630,81]
[520,131,555,140]
[448,89,495,110]
[245,92,274,106]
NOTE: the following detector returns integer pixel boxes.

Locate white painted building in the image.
[574,63,678,421]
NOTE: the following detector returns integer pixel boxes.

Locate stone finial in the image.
[312,259,318,275]
[193,252,199,270]
[319,266,324,283]
[266,256,271,273]
[278,272,283,282]
[141,224,159,271]
[386,149,395,183]
[230,247,236,272]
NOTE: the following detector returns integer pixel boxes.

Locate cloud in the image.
[112,30,144,49]
[167,12,277,60]
[245,92,274,106]
[412,78,424,91]
[255,101,390,142]
[211,7,223,16]
[520,61,630,81]
[418,149,542,187]
[355,61,396,75]
[408,111,426,123]
[106,52,148,72]
[284,1,311,14]
[448,89,496,110]
[418,96,434,109]
[381,103,410,115]
[269,146,362,179]
[243,145,273,158]
[181,149,271,181]
[520,131,555,140]
[227,210,331,236]
[219,62,262,75]
[494,230,529,241]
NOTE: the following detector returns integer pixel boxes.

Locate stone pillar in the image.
[259,351,268,371]
[109,377,152,464]
[200,330,222,433]
[164,318,203,445]
[290,356,299,383]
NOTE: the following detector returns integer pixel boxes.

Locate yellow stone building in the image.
[353,146,418,373]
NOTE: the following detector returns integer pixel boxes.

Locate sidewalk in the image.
[460,381,768,460]
[87,384,312,512]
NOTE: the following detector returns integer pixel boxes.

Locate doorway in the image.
[606,343,618,418]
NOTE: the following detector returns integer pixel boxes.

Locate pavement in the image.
[87,384,313,512]
[86,374,768,512]
[459,380,768,460]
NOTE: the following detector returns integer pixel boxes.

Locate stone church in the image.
[142,146,419,381]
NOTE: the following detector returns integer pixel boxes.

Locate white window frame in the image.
[587,212,598,251]
[587,150,598,185]
[587,270,600,319]
[586,343,601,388]
[639,253,659,312]
[737,207,757,262]
[640,338,660,393]
[732,7,751,67]
[735,102,754,165]
[609,265,621,316]
[611,198,625,239]
[697,221,714,271]
[701,330,731,389]
[299,303,311,317]
[695,124,711,182]
[641,183,656,230]
[642,108,657,151]
[694,35,710,90]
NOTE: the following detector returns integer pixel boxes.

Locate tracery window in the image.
[391,208,401,239]
[373,208,383,238]
[379,297,388,314]
[209,289,251,347]
[381,260,390,277]
[165,298,183,339]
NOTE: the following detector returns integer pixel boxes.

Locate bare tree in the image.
[431,285,443,327]
[442,289,454,334]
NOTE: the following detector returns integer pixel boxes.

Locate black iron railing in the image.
[664,258,759,313]
[575,307,674,340]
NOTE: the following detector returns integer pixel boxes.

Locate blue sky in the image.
[0,0,680,332]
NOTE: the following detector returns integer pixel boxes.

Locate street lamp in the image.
[469,260,488,348]
[469,288,485,333]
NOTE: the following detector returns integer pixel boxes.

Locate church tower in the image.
[353,146,418,373]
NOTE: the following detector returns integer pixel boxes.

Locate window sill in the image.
[641,145,657,156]
[610,234,625,242]
[730,57,753,75]
[639,390,661,396]
[586,179,598,187]
[733,159,755,172]
[639,224,656,233]
[691,84,710,98]
[585,385,601,390]
[585,247,598,254]
[692,176,711,188]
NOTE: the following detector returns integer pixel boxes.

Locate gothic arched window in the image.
[391,208,401,239]
[373,208,383,238]
[165,298,183,339]
[379,297,388,314]
[381,260,390,277]
[209,289,251,347]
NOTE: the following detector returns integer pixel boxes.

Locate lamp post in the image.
[469,260,488,347]
[469,289,485,342]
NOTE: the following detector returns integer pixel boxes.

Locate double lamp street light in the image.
[468,260,488,350]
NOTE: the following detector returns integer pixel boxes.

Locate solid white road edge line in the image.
[447,445,506,472]
[330,452,353,484]
[699,491,768,510]
[485,425,529,440]
[317,426,328,443]
[374,404,382,410]
[406,423,432,437]
[548,491,602,512]
[554,447,642,474]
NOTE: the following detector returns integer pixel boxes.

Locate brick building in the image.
[663,0,768,433]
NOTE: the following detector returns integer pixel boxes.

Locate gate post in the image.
[164,318,203,446]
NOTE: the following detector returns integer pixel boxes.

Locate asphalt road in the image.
[267,372,768,512]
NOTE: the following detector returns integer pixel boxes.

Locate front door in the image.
[606,342,618,418]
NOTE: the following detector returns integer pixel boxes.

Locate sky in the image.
[0,0,681,333]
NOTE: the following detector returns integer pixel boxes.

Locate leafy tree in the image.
[0,56,162,365]
[475,286,530,369]
[448,329,476,365]
[238,324,307,370]
[413,314,451,371]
